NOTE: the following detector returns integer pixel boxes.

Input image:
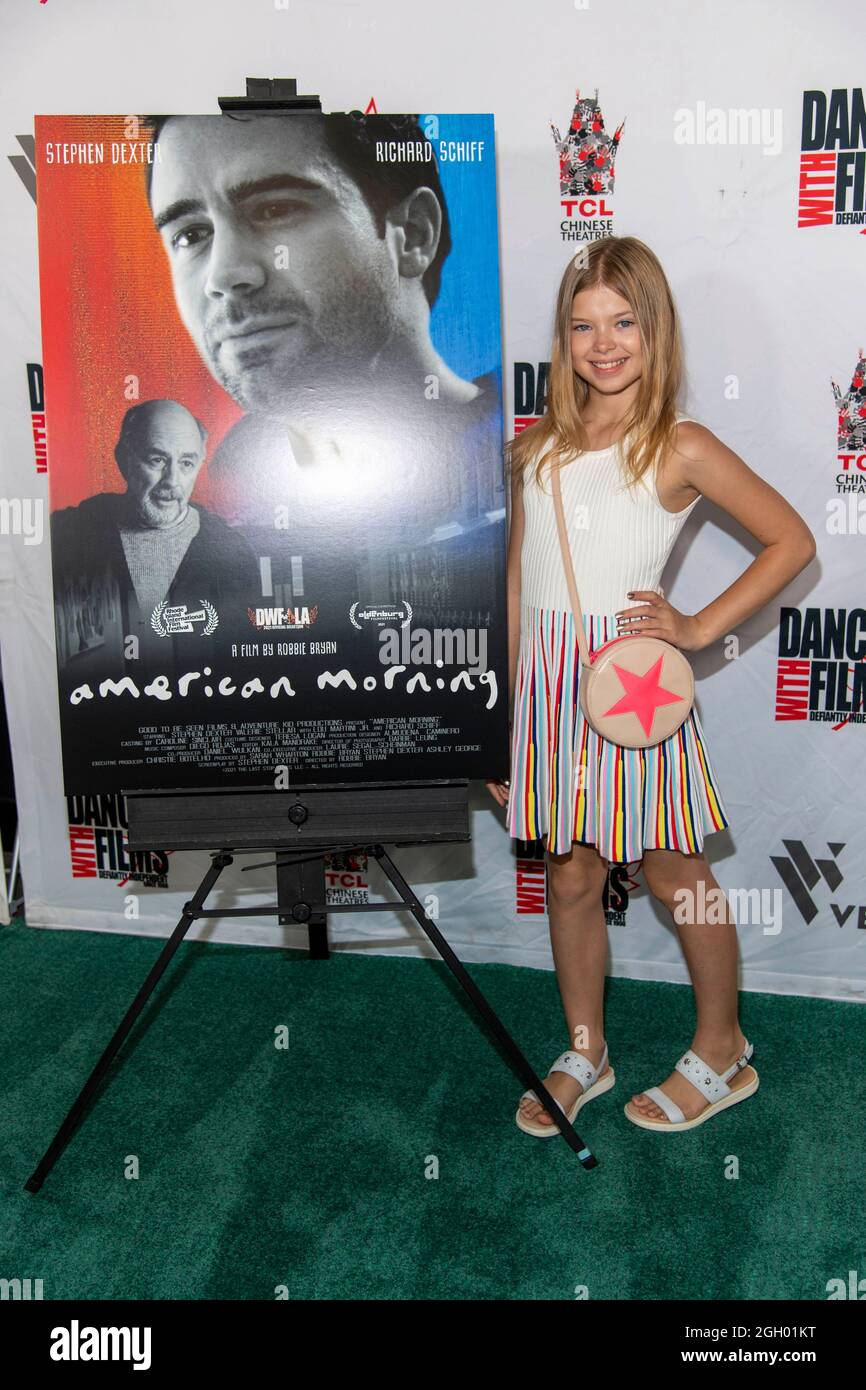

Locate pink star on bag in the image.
[602,656,685,737]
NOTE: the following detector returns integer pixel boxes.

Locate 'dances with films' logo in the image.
[514,839,640,923]
[26,364,47,475]
[798,87,866,230]
[67,794,171,888]
[774,608,866,730]
[553,86,625,243]
[512,360,549,441]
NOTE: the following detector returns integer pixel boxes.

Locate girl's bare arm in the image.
[670,423,817,650]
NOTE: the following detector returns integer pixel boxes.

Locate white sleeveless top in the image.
[519,412,701,616]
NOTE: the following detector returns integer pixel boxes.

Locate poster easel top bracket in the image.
[218,78,322,115]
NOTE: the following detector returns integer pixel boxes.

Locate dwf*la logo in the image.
[151,600,218,636]
[770,839,864,928]
[248,605,318,632]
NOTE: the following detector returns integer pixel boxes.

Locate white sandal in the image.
[516,1045,615,1137]
[624,1040,759,1132]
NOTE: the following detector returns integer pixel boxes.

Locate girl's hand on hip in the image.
[615,590,705,651]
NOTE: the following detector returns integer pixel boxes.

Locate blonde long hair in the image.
[508,236,686,493]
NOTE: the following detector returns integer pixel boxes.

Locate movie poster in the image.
[35,111,508,793]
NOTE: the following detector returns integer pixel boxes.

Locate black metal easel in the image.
[25,781,597,1190]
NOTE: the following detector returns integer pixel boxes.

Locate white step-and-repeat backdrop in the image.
[1,0,863,1001]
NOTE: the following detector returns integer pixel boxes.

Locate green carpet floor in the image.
[0,916,861,1300]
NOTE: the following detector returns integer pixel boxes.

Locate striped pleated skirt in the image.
[505,606,730,861]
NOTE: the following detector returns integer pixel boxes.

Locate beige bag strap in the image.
[550,460,593,669]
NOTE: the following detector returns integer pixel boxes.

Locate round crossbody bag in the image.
[550,459,695,749]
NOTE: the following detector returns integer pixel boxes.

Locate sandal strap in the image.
[642,1085,686,1125]
[519,1090,567,1112]
[550,1044,609,1092]
[520,1043,609,1108]
[675,1040,753,1104]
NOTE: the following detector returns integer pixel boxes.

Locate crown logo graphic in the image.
[832,349,866,451]
[551,87,626,199]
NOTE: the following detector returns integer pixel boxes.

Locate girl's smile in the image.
[588,356,629,374]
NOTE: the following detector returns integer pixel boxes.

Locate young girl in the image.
[486,236,815,1135]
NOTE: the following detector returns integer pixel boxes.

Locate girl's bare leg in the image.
[629,848,752,1122]
[519,841,611,1127]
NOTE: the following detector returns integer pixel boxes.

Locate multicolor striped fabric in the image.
[505,606,730,860]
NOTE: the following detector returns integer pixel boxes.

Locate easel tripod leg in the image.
[23,852,232,1193]
[373,848,598,1169]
